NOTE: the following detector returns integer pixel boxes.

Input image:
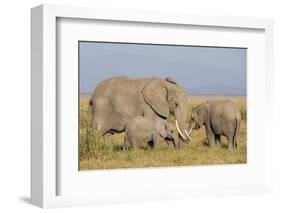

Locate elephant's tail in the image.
[233,117,240,149]
[87,97,94,128]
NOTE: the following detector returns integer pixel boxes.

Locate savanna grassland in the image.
[79,96,247,170]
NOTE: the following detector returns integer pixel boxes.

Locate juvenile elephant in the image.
[123,116,177,150]
[186,100,241,150]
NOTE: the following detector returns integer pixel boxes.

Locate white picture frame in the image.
[31,4,274,208]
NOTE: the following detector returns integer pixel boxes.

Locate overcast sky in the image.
[79,42,246,96]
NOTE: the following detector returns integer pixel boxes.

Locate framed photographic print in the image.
[31,4,274,208]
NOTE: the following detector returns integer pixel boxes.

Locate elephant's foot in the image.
[213,143,221,149]
[228,144,234,150]
[209,141,216,148]
[123,145,128,151]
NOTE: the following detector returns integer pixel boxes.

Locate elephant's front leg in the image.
[205,128,215,147]
[152,133,160,149]
[215,135,222,148]
[123,135,129,151]
[204,123,216,147]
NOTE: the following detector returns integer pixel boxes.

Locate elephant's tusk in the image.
[185,129,192,140]
[175,120,187,141]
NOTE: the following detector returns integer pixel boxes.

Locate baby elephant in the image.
[186,100,241,150]
[124,116,176,150]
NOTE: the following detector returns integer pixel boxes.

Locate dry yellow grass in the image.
[79,96,247,170]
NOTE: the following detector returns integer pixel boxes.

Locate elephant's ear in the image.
[142,79,169,118]
[155,120,167,138]
[165,77,177,84]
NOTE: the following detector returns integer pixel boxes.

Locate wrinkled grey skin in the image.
[88,76,188,148]
[123,117,177,150]
[186,100,241,150]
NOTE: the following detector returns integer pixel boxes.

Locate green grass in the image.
[79,96,247,170]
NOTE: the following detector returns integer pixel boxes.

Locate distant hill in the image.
[80,85,246,97]
[187,85,246,96]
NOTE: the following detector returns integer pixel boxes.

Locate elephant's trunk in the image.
[185,128,192,140]
[185,121,197,141]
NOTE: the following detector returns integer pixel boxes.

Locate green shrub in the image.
[80,128,105,160]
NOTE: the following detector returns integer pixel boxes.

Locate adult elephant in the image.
[88,76,190,148]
